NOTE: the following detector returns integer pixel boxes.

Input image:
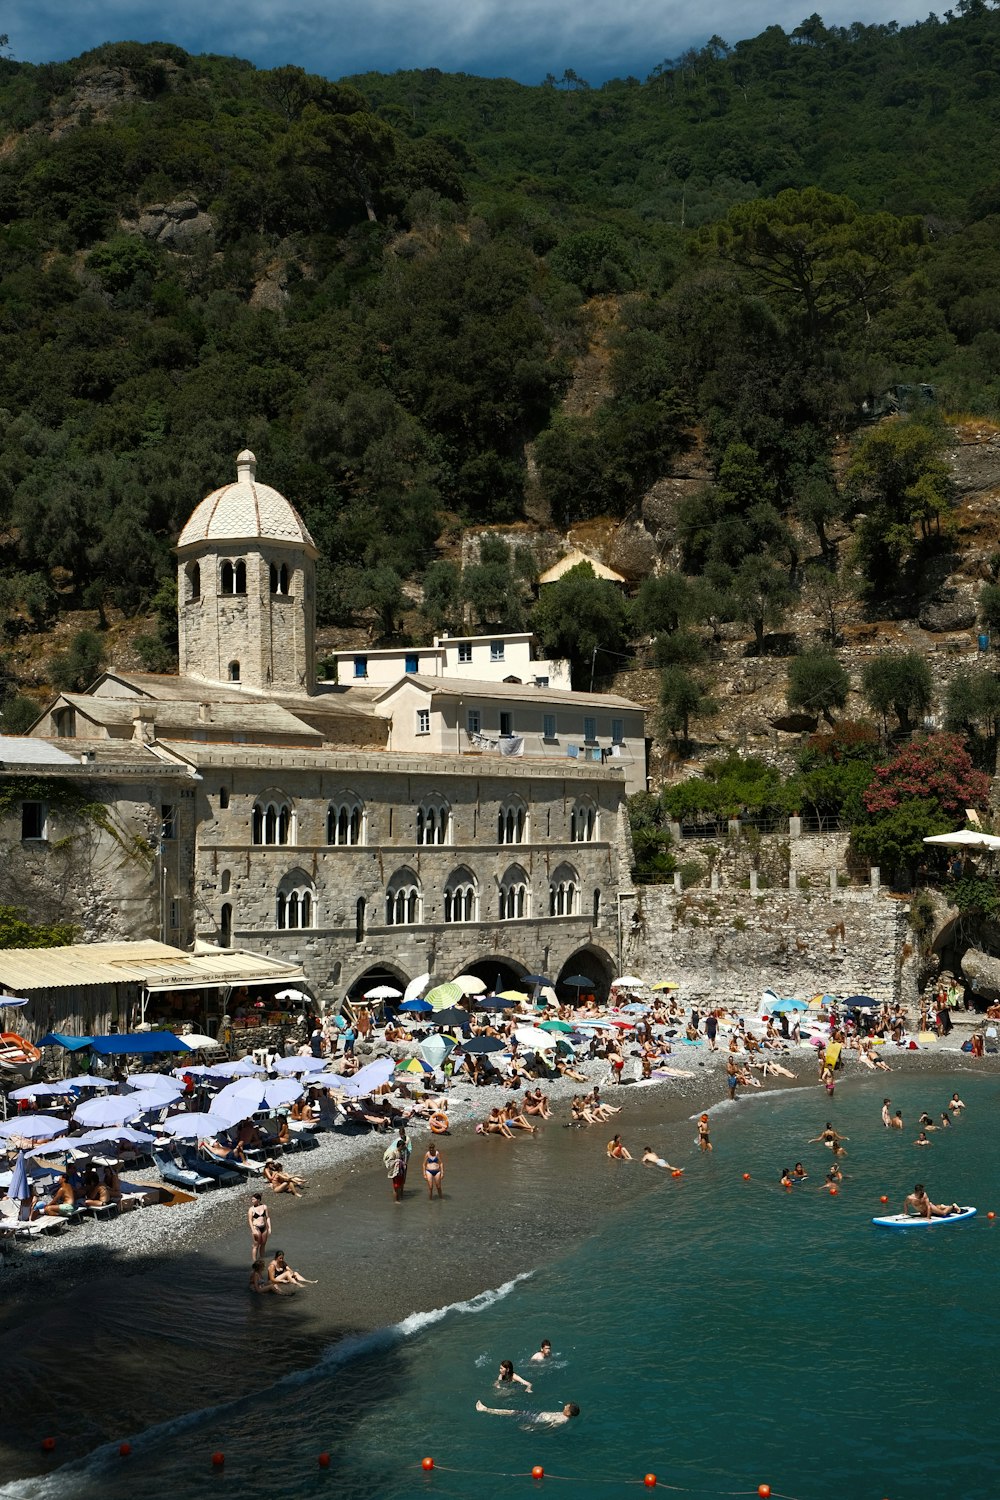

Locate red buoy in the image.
[318,1453,330,1468]
[644,1474,658,1488]
[119,1443,132,1458]
[531,1464,545,1480]
[758,1487,772,1498]
[211,1453,225,1468]
[41,1438,56,1454]
[743,1173,751,1181]
[989,1212,996,1221]
[829,1186,839,1196]
[421,1457,435,1471]
[880,1195,888,1204]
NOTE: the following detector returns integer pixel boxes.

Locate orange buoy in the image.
[211,1453,225,1467]
[671,1169,683,1178]
[318,1453,330,1468]
[989,1212,996,1221]
[41,1439,56,1454]
[880,1195,888,1204]
[829,1186,839,1196]
[531,1465,545,1480]
[644,1474,658,1488]
[758,1487,772,1499]
[119,1443,132,1458]
[743,1173,751,1181]
[421,1457,435,1471]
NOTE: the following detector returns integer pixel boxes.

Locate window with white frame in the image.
[416,796,451,845]
[252,796,293,846]
[276,873,314,930]
[548,862,579,916]
[458,643,473,663]
[327,797,364,846]
[416,707,431,735]
[570,799,598,842]
[490,640,505,662]
[499,865,529,920]
[497,799,527,844]
[444,867,477,923]
[385,869,421,926]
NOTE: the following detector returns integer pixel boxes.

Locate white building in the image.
[332,631,571,690]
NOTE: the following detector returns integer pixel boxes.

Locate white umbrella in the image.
[923,830,1000,848]
[0,1116,68,1142]
[211,1078,303,1124]
[514,1026,557,1051]
[275,988,309,1002]
[159,1112,234,1141]
[365,984,402,1000]
[452,974,488,996]
[0,995,29,1007]
[8,1082,69,1101]
[73,1095,147,1128]
[403,972,430,1003]
[272,1055,327,1075]
[611,975,646,989]
[62,1075,105,1089]
[176,1033,220,1051]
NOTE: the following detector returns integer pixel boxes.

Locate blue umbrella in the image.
[400,998,433,1013]
[845,995,879,1009]
[522,975,551,987]
[475,995,516,1011]
[8,1150,29,1205]
[768,998,808,1012]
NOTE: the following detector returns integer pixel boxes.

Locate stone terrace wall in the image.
[625,886,910,1008]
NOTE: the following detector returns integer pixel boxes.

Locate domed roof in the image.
[178,452,317,551]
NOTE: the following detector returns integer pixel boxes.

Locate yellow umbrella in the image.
[497,989,528,1002]
[651,980,679,991]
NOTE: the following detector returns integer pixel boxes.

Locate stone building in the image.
[12,453,646,1014]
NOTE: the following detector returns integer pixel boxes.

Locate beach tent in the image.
[88,1032,187,1055]
[36,1033,94,1051]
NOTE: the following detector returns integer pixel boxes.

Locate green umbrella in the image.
[425,982,464,1011]
[540,1019,574,1033]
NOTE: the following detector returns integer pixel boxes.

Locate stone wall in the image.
[624,885,909,1007]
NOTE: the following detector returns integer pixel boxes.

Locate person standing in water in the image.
[248,1192,271,1261]
[422,1142,444,1199]
[530,1341,552,1363]
[698,1114,712,1151]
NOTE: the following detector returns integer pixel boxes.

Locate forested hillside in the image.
[2,10,1000,752]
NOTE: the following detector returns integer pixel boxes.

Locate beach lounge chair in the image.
[0,1198,65,1238]
[152,1148,214,1193]
[182,1150,241,1188]
[81,1201,119,1222]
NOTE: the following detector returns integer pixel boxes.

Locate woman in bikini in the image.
[422,1143,444,1199]
[249,1258,288,1295]
[263,1159,304,1196]
[606,1134,632,1160]
[248,1192,271,1259]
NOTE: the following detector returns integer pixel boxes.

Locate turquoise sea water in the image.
[3,1071,996,1500]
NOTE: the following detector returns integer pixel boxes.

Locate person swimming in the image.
[476,1399,579,1427]
[641,1147,683,1172]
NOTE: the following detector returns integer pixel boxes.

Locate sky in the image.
[4,0,941,85]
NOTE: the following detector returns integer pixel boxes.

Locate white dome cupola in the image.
[176,452,317,694]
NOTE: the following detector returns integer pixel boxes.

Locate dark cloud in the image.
[4,0,939,83]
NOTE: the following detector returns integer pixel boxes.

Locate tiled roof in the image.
[177,451,316,550]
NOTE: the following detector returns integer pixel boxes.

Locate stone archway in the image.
[459,956,527,993]
[344,961,411,1003]
[555,945,616,1004]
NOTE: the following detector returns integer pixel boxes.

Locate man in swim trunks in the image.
[475,1400,579,1426]
[904,1183,960,1218]
[641,1146,683,1172]
[881,1098,892,1128]
[530,1340,552,1363]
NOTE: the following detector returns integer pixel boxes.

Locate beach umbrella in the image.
[419,1035,454,1067]
[768,998,808,1013]
[62,1074,105,1089]
[560,974,595,996]
[650,980,679,991]
[400,997,433,1013]
[343,1058,395,1094]
[8,1081,69,1101]
[611,975,645,989]
[497,989,529,1003]
[461,1036,505,1055]
[176,1033,220,1051]
[0,995,29,1007]
[212,1078,303,1121]
[427,1007,469,1028]
[206,1057,264,1078]
[311,1072,353,1090]
[403,973,430,1003]
[537,986,559,1008]
[0,1115,68,1143]
[425,982,464,1011]
[275,988,309,1001]
[71,1126,156,1150]
[396,1057,434,1076]
[539,1020,574,1033]
[923,830,1000,849]
[522,974,551,987]
[475,995,515,1011]
[451,973,487,996]
[272,1055,328,1075]
[365,984,402,1000]
[127,1072,179,1090]
[514,1026,557,1051]
[621,1003,649,1014]
[845,995,879,1009]
[160,1112,236,1140]
[72,1095,147,1128]
[7,1151,29,1206]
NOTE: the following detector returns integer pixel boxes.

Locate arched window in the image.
[228,660,241,682]
[219,902,232,947]
[276,872,314,930]
[570,799,597,842]
[327,797,364,846]
[499,865,529,921]
[252,796,293,846]
[235,561,246,593]
[54,707,76,738]
[269,562,290,595]
[548,863,579,917]
[355,897,366,943]
[443,867,478,923]
[220,869,231,894]
[385,869,420,927]
[497,799,527,845]
[187,562,201,601]
[417,796,450,846]
[221,561,246,594]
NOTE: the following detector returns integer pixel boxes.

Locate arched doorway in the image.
[345,962,411,1005]
[556,946,615,1004]
[458,956,527,994]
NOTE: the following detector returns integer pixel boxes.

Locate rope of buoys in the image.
[415,1461,799,1495]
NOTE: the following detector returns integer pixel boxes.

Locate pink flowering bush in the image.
[862,734,990,818]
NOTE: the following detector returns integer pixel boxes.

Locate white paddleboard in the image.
[872,1207,976,1228]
